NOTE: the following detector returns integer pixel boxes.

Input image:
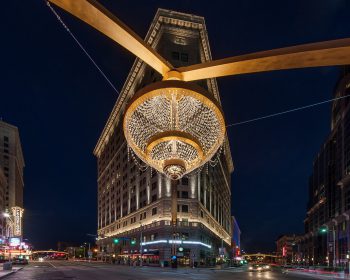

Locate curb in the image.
[0,267,24,279]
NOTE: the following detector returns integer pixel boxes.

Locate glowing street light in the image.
[3,213,10,218]
[320,227,328,233]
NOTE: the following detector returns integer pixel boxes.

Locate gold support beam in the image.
[177,38,350,81]
[48,0,173,76]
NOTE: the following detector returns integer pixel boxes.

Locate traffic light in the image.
[131,240,136,245]
[114,238,119,244]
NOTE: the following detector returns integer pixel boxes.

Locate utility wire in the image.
[227,94,350,127]
[46,1,120,96]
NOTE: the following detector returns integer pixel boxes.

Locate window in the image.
[151,182,157,191]
[182,191,188,199]
[181,232,189,240]
[172,51,179,60]
[151,194,157,202]
[182,219,189,226]
[152,207,157,216]
[172,51,188,62]
[181,53,188,62]
[151,233,157,241]
[182,177,188,185]
[140,212,146,220]
[3,136,8,142]
[182,205,189,213]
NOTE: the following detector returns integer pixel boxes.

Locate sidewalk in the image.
[0,267,24,279]
[285,269,350,279]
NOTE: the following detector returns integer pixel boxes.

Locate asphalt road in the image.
[5,261,315,280]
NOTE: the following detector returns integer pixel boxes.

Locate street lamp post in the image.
[3,212,13,239]
[84,242,91,262]
[140,223,143,267]
[320,224,337,268]
[81,245,86,260]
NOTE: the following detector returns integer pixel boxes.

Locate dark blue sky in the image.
[2,0,350,251]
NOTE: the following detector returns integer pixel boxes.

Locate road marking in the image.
[48,262,57,268]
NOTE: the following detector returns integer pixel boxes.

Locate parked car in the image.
[12,258,28,265]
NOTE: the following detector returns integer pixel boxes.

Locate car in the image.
[12,258,28,265]
[248,263,271,272]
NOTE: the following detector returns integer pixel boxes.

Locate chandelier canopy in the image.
[123,81,226,180]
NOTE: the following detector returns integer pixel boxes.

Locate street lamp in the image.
[139,223,143,267]
[84,242,91,261]
[3,211,13,238]
[320,225,337,268]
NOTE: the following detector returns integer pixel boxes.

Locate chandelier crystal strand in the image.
[209,145,224,167]
[130,148,148,172]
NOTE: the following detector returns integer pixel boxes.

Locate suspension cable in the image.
[226,94,350,127]
[46,1,120,96]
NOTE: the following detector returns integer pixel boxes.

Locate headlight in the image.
[39,257,43,262]
[265,265,270,269]
[258,267,262,270]
[249,266,253,270]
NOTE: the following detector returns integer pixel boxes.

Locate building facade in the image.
[0,120,25,239]
[299,67,350,267]
[231,216,241,258]
[276,234,301,265]
[0,168,6,236]
[94,9,234,266]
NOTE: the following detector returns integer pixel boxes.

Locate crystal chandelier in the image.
[123,81,226,180]
[48,0,350,177]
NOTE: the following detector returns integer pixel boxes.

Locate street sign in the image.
[88,250,92,257]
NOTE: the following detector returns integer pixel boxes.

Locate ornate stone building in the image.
[299,66,350,267]
[94,9,234,266]
[0,120,25,238]
[0,168,6,236]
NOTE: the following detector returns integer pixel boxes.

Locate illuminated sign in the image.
[11,207,24,237]
[282,246,287,257]
[9,238,20,247]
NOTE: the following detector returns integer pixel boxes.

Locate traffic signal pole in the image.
[171,179,178,266]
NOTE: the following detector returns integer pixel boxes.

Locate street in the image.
[5,261,316,280]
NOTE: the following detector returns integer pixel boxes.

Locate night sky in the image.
[2,0,350,251]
